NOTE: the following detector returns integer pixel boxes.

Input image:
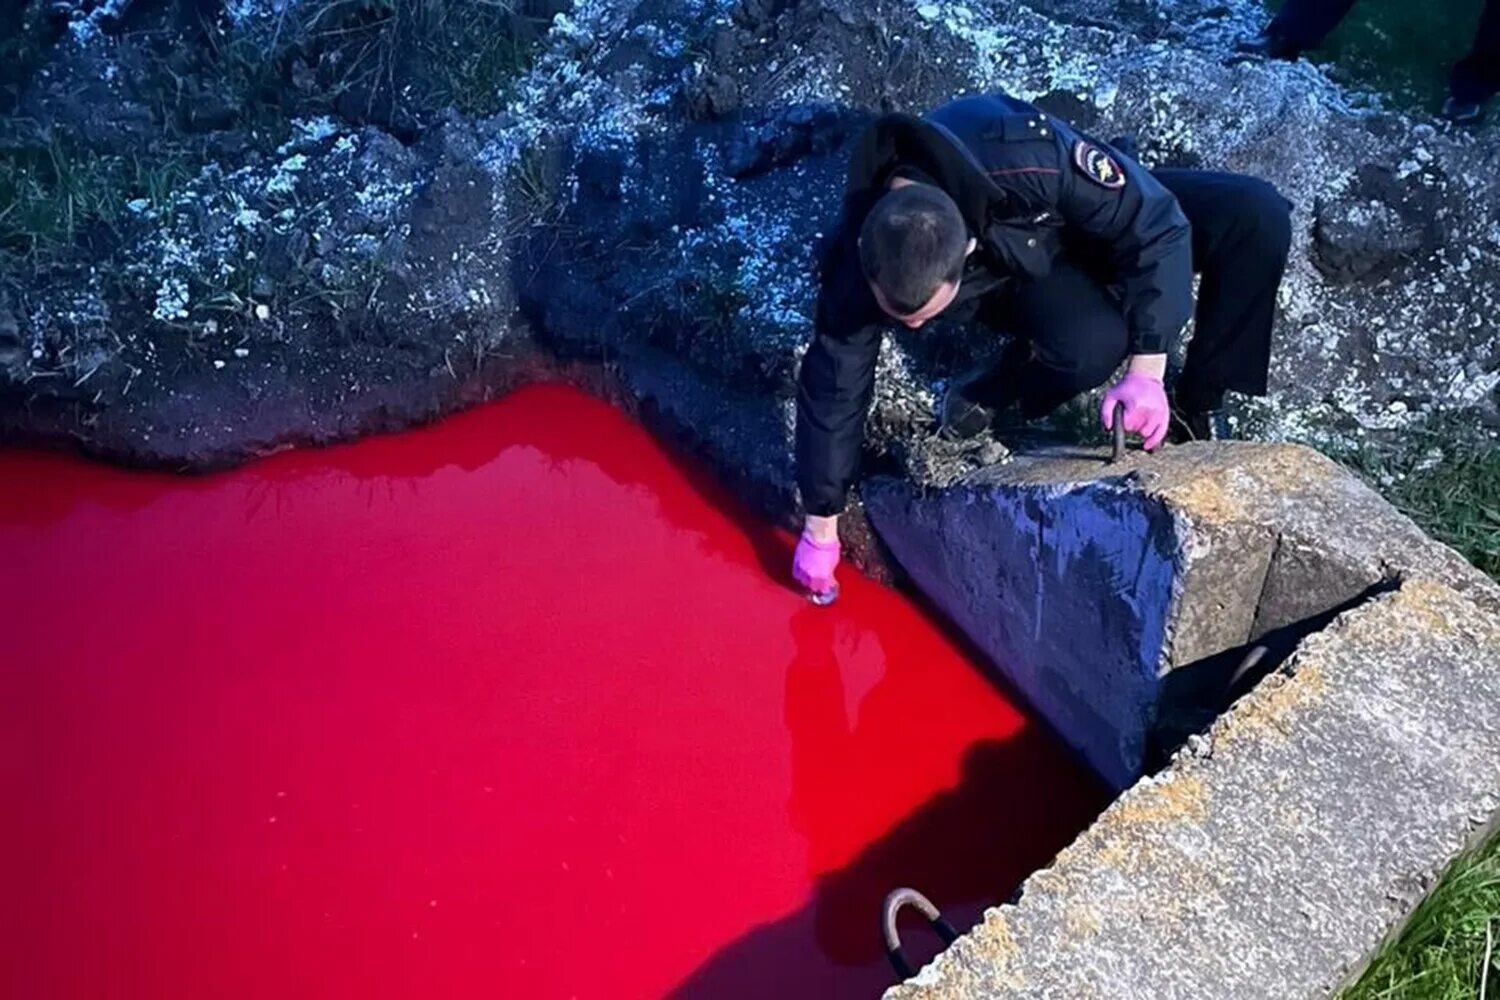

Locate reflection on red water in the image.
[0,384,1106,999]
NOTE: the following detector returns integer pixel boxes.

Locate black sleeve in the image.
[795,240,885,517]
[1054,140,1193,356]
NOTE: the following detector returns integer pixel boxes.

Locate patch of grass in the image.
[1385,447,1500,581]
[258,0,538,122]
[683,267,752,342]
[1,0,543,267]
[1334,425,1500,582]
[0,142,195,258]
[512,143,558,219]
[1341,834,1500,1000]
[1265,0,1488,110]
[417,1,540,117]
[0,2,56,116]
[1329,419,1499,1000]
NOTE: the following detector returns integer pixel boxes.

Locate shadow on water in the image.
[1264,0,1487,109]
[667,607,1110,1000]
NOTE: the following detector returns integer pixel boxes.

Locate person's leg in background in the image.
[942,176,1291,445]
[1152,169,1293,441]
[939,257,1129,441]
[1238,0,1361,58]
[1445,0,1500,123]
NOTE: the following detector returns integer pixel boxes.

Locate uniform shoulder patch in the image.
[1072,140,1126,190]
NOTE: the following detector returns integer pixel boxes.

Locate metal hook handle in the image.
[1109,399,1126,464]
[883,888,960,981]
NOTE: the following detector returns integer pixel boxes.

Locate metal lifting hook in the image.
[882,887,960,981]
[1109,399,1126,465]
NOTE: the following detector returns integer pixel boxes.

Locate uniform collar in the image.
[843,112,1018,235]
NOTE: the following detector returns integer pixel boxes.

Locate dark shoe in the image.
[1232,31,1302,61]
[1441,96,1488,126]
[939,378,996,441]
[1169,408,1232,445]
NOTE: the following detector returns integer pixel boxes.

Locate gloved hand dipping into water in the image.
[792,529,841,606]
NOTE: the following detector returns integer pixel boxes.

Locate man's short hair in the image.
[858,184,969,316]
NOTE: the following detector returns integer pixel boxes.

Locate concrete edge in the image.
[883,575,1500,999]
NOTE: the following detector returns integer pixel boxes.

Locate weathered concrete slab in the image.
[862,470,1179,789]
[885,577,1500,1000]
[864,440,1497,785]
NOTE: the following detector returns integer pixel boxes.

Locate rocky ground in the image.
[1,0,1497,533]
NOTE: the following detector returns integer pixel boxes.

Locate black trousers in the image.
[969,170,1292,418]
[1268,0,1500,102]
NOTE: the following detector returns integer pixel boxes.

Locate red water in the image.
[0,383,1104,1000]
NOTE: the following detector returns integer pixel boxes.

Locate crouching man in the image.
[791,91,1293,598]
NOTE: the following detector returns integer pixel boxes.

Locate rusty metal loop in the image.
[883,887,960,981]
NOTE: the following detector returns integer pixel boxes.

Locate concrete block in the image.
[864,441,1498,786]
[861,475,1178,791]
[884,577,1500,999]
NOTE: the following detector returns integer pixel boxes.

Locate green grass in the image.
[1385,448,1500,581]
[246,0,538,121]
[0,0,539,266]
[415,1,539,117]
[0,142,196,258]
[1335,430,1500,582]
[1331,429,1499,999]
[1266,0,1488,109]
[1341,834,1500,1000]
[1275,8,1500,979]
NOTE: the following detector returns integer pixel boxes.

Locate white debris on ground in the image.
[3,0,1494,480]
[224,0,306,28]
[53,0,133,45]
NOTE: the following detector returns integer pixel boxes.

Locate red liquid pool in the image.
[0,384,1105,999]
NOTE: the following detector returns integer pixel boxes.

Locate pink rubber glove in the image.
[792,531,840,596]
[1101,372,1170,452]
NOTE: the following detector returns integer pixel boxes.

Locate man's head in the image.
[858,183,976,328]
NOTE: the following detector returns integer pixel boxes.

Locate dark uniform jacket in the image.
[795,91,1193,516]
